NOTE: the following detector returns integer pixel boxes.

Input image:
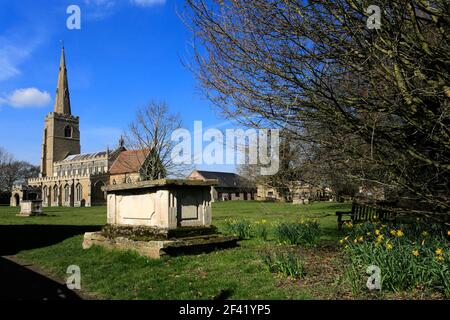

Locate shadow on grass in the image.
[0,224,101,300]
[0,257,83,300]
[0,225,101,256]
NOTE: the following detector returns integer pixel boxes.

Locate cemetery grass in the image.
[0,201,372,299]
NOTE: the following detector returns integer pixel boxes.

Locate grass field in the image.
[0,201,363,299]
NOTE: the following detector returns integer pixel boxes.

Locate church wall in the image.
[110,173,141,185]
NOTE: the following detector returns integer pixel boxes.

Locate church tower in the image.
[40,46,80,177]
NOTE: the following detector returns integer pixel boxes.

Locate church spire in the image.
[53,45,71,115]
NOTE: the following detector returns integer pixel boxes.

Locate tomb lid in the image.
[103,178,218,192]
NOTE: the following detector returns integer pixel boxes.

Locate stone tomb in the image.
[17,200,45,217]
[83,179,238,258]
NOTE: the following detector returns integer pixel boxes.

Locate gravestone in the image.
[83,179,238,258]
[17,200,45,216]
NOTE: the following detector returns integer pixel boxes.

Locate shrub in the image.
[262,250,305,279]
[273,220,321,245]
[252,220,269,241]
[224,219,252,240]
[340,222,450,296]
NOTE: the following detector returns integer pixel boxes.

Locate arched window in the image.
[53,185,58,203]
[43,186,48,203]
[64,125,72,138]
[75,184,82,202]
[64,184,70,203]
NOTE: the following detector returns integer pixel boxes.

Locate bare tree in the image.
[184,0,450,219]
[125,101,192,180]
[0,147,39,191]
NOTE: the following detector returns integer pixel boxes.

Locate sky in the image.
[0,0,240,173]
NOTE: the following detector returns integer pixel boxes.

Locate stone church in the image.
[11,47,148,207]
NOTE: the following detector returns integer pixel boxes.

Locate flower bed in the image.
[340,221,450,296]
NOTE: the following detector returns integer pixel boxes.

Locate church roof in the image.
[109,149,149,175]
[190,170,254,189]
[63,151,108,162]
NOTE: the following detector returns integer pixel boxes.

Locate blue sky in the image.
[0,0,239,172]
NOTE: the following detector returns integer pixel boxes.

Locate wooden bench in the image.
[336,202,396,230]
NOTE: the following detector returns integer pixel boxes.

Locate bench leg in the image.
[337,215,343,231]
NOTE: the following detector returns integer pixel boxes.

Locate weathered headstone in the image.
[83,179,238,258]
[17,200,45,217]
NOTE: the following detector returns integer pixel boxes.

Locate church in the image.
[11,47,148,207]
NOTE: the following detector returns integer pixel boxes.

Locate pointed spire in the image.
[119,135,125,148]
[53,45,71,115]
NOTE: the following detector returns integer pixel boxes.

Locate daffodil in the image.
[261,219,267,224]
[396,230,404,237]
[386,243,393,250]
[447,230,450,236]
[375,229,380,236]
[421,231,429,237]
[412,250,420,257]
[390,230,397,236]
[358,236,363,242]
[436,256,444,262]
[353,239,358,244]
[339,239,344,244]
[435,248,444,255]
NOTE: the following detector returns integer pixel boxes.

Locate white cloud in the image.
[0,31,44,82]
[0,41,29,81]
[130,0,166,7]
[0,88,51,108]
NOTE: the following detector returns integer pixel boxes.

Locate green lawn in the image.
[1,201,354,299]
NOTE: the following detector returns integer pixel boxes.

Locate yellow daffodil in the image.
[421,231,429,237]
[412,250,420,257]
[375,229,381,236]
[339,239,344,244]
[261,219,267,224]
[386,243,393,250]
[436,256,444,262]
[366,232,371,236]
[344,236,349,241]
[396,230,404,237]
[358,236,363,242]
[390,230,397,236]
[376,235,384,243]
[435,248,444,255]
[353,239,358,244]
[447,230,450,236]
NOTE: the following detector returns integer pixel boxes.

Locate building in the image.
[257,182,332,203]
[187,170,256,201]
[11,47,147,207]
